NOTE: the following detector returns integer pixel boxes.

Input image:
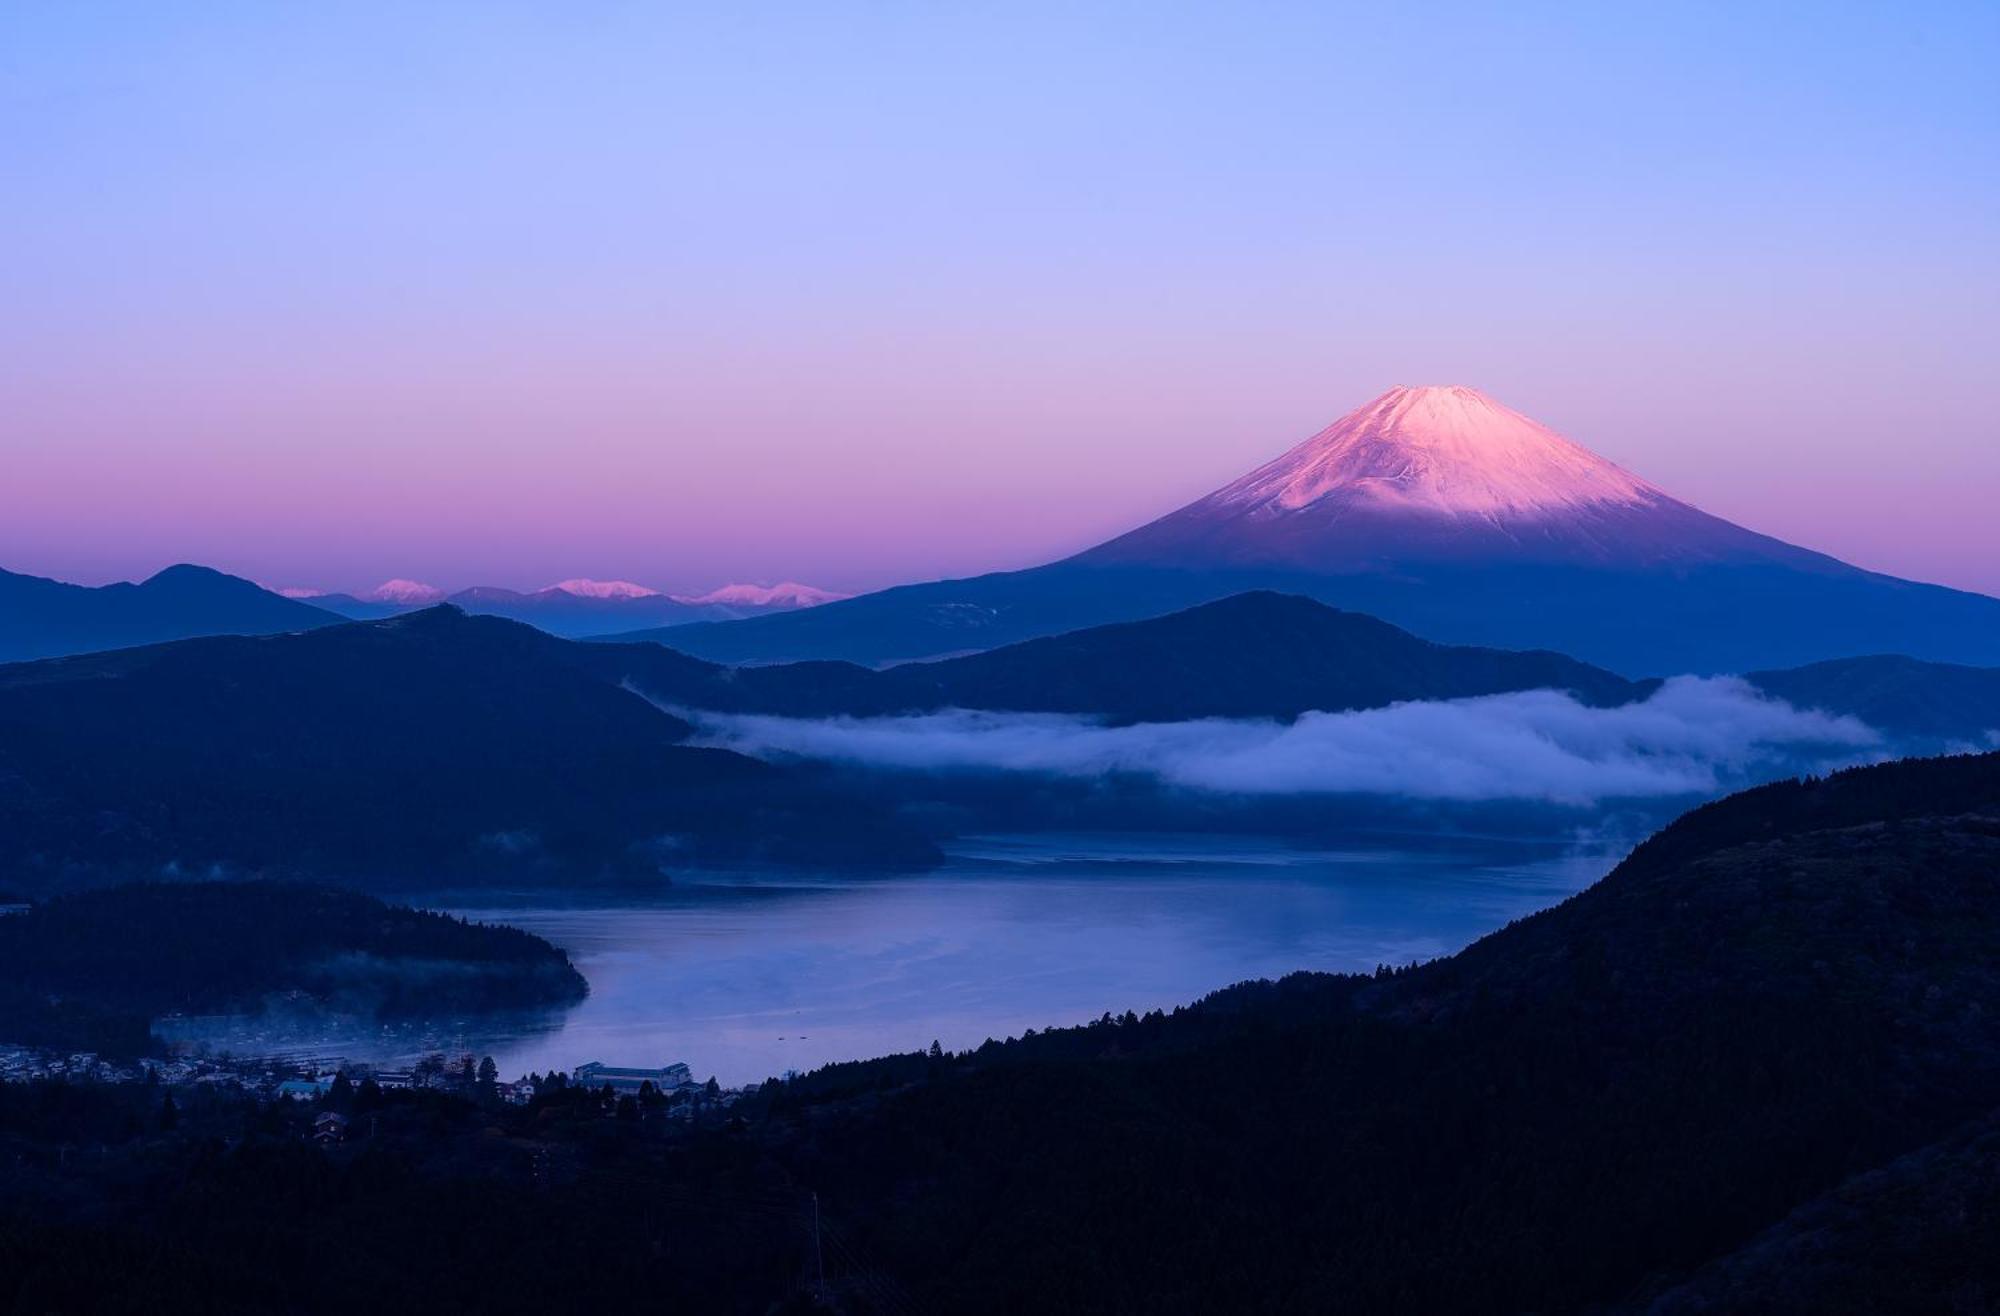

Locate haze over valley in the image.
[4,6,1997,1310]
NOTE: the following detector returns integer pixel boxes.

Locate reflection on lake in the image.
[163,833,1614,1086]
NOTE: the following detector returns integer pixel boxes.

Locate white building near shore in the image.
[572,1061,693,1094]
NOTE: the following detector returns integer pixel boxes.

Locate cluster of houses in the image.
[0,1046,311,1092]
[0,1048,137,1086]
[270,1056,721,1105]
[3,1043,747,1117]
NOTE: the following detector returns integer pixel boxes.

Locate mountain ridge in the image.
[302,578,848,638]
[611,386,2000,673]
[585,590,1648,724]
[0,564,341,663]
[643,748,2000,1312]
[0,606,938,891]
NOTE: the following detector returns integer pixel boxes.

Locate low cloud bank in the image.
[689,677,1883,804]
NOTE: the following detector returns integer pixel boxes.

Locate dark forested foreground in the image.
[0,883,587,1055]
[7,753,2000,1313]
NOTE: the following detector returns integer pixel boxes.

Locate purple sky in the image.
[3,4,1996,597]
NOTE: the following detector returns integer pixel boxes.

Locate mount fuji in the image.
[620,385,2000,675]
[1081,385,1826,572]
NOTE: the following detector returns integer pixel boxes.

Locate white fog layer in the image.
[688,677,1883,804]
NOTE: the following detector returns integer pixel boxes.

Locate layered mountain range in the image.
[0,564,847,660]
[623,386,2000,674]
[0,564,341,663]
[16,592,1990,897]
[0,608,936,893]
[585,590,1647,723]
[10,386,1998,679]
[300,577,848,636]
[582,590,1993,747]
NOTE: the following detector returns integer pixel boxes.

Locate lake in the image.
[161,832,1614,1086]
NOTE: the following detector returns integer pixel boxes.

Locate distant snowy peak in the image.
[364,579,446,605]
[1210,385,1667,521]
[1078,384,1821,572]
[546,578,661,600]
[681,582,849,609]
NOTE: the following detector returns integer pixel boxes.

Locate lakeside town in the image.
[0,1042,756,1114]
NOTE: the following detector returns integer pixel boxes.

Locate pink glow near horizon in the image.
[8,323,1998,598]
[3,5,1996,597]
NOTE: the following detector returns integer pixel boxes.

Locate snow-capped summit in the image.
[681,581,849,609]
[1081,384,1810,571]
[547,578,662,600]
[1212,385,1662,520]
[639,382,2000,675]
[364,579,447,605]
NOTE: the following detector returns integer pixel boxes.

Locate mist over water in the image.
[144,682,1893,1085]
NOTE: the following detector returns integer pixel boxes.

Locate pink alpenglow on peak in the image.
[363,579,448,605]
[1082,384,1822,572]
[682,582,850,609]
[1214,385,1664,520]
[546,578,663,600]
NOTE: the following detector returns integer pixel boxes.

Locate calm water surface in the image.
[165,833,1613,1085]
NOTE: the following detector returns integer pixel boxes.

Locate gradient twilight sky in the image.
[3,3,1997,597]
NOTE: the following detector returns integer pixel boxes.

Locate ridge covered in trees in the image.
[4,751,2000,1310]
[0,608,938,894]
[0,882,588,1054]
